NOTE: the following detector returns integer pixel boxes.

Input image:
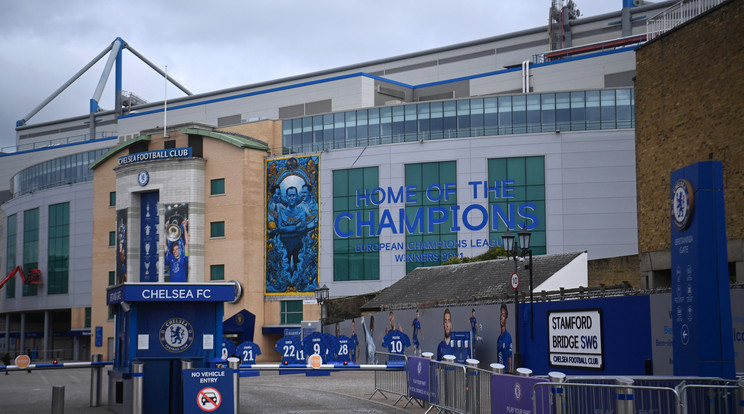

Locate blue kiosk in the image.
[106,283,236,414]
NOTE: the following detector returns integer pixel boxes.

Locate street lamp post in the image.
[501,231,520,371]
[518,231,534,340]
[314,284,329,334]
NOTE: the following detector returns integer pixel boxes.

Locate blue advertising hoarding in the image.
[670,161,735,378]
[407,356,432,402]
[490,373,548,414]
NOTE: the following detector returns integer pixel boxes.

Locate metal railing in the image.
[533,375,742,414]
[0,131,116,155]
[370,351,412,406]
[646,0,725,39]
[1,354,111,407]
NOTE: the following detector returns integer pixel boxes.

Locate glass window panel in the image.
[601,89,616,129]
[417,103,430,138]
[334,113,345,145]
[392,106,405,141]
[210,264,225,280]
[356,110,368,141]
[571,91,586,130]
[210,178,225,195]
[541,94,556,132]
[313,115,323,149]
[456,100,470,137]
[380,107,392,141]
[364,252,380,280]
[348,254,364,280]
[526,95,541,133]
[368,108,380,142]
[323,114,334,148]
[616,88,632,128]
[484,97,498,135]
[302,117,313,149]
[291,119,302,148]
[498,96,512,134]
[470,98,484,136]
[507,157,526,184]
[556,92,570,131]
[443,101,457,138]
[405,164,422,188]
[586,91,600,129]
[525,156,545,185]
[333,170,348,195]
[404,105,417,142]
[512,95,526,133]
[334,255,349,281]
[211,221,225,238]
[429,102,443,139]
[363,167,378,190]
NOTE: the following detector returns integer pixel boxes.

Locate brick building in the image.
[635,0,744,287]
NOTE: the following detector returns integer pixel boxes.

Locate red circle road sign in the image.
[197,387,221,412]
[511,272,519,290]
[15,355,30,368]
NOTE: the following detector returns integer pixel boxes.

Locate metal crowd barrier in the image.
[533,375,743,414]
[421,356,494,414]
[370,350,412,406]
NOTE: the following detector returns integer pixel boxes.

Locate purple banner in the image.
[407,356,431,401]
[491,374,548,414]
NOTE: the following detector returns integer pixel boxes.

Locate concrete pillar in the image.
[51,385,65,414]
[19,312,26,355]
[4,314,9,353]
[44,310,50,360]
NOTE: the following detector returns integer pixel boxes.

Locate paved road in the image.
[0,367,425,414]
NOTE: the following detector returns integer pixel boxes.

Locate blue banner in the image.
[140,192,159,282]
[407,356,431,401]
[490,374,548,414]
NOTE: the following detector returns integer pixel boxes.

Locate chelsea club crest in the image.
[672,179,694,230]
[137,170,150,187]
[160,317,194,353]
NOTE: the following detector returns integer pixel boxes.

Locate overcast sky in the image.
[0,0,626,151]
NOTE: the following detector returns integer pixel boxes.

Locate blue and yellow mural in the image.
[266,155,319,294]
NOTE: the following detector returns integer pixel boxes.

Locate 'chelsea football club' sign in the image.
[118,147,192,166]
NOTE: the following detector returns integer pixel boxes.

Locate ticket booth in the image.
[106,283,235,414]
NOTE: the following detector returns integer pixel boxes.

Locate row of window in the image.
[5,203,70,299]
[11,149,109,198]
[282,89,634,154]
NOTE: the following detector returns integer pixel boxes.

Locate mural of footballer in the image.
[266,156,319,294]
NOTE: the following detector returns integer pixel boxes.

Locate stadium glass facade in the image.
[282,89,634,153]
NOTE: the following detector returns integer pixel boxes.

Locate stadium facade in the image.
[3,0,740,361]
